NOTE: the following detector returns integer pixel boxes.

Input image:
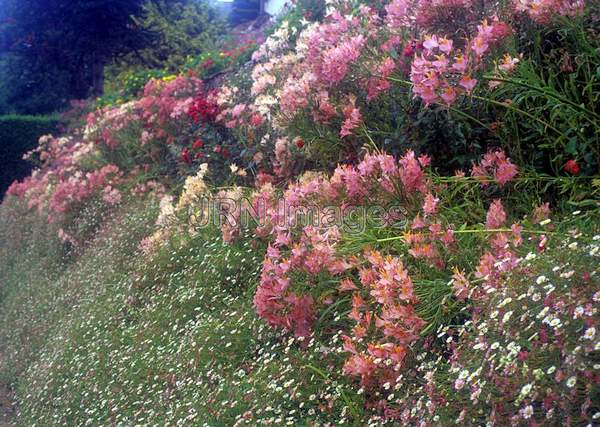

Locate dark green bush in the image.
[0,115,59,197]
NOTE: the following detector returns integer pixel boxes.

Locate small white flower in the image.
[566,376,577,388]
[502,311,513,323]
[521,405,534,419]
[584,327,596,340]
[525,252,536,261]
[536,275,548,284]
[473,342,486,350]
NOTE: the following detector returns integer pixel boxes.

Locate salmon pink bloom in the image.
[440,87,457,104]
[459,75,477,93]
[486,199,506,229]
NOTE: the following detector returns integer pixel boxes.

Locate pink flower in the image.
[493,157,518,185]
[486,199,506,229]
[423,193,440,216]
[385,0,411,27]
[340,96,363,138]
[451,54,469,73]
[102,186,122,205]
[423,35,439,51]
[440,87,457,105]
[339,278,358,292]
[471,36,489,57]
[398,151,427,193]
[499,54,520,73]
[459,75,478,93]
[438,37,453,54]
[532,202,551,224]
[471,150,518,186]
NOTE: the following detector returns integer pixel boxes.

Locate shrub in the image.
[489,16,600,176]
[0,115,59,197]
[96,69,170,108]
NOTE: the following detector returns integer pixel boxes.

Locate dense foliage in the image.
[0,0,152,114]
[0,115,58,196]
[0,0,598,425]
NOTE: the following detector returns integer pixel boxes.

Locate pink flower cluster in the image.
[251,151,432,338]
[48,165,122,216]
[340,95,363,137]
[470,149,519,186]
[411,19,511,105]
[7,135,124,226]
[343,250,426,388]
[514,0,585,24]
[254,225,347,337]
[86,75,205,151]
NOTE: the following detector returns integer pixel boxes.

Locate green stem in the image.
[471,95,566,137]
[482,75,600,121]
[446,105,495,133]
[376,227,557,243]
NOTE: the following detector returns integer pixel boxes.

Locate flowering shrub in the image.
[95,69,170,108]
[5,134,128,245]
[205,148,543,410]
[514,0,585,24]
[377,224,600,424]
[184,40,257,79]
[213,0,523,177]
[2,0,598,425]
[410,19,512,106]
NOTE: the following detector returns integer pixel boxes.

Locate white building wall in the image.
[265,0,290,17]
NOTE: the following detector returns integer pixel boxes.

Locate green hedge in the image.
[0,115,59,197]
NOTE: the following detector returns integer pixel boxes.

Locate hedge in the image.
[0,115,59,198]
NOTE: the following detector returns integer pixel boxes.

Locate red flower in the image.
[181,148,192,165]
[250,113,263,126]
[295,138,305,149]
[563,159,580,175]
[188,93,219,123]
[192,139,204,150]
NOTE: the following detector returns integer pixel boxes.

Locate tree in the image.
[111,0,226,72]
[0,0,153,113]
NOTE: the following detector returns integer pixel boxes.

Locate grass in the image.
[0,197,366,426]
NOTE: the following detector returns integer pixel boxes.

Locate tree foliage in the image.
[130,0,226,71]
[0,0,152,114]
